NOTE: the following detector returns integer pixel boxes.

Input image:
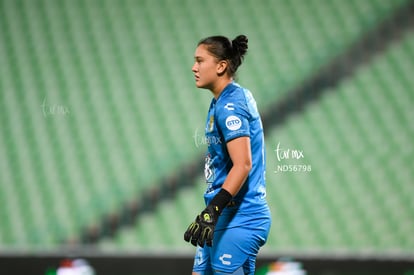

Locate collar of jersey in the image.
[214,81,237,103]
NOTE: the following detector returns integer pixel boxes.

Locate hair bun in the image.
[232,35,248,57]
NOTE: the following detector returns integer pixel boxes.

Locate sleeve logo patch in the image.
[225,115,242,131]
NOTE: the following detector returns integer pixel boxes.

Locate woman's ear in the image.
[216,60,228,76]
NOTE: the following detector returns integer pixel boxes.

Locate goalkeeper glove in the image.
[184,188,232,247]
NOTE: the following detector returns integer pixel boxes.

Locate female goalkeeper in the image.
[184,35,271,275]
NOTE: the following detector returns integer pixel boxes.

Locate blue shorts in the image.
[192,215,271,275]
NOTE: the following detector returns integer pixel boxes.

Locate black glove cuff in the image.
[208,188,232,215]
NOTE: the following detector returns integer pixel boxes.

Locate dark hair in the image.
[198,35,248,76]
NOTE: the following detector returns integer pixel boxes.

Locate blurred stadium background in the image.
[0,0,413,274]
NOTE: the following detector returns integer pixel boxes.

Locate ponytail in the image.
[231,35,248,73]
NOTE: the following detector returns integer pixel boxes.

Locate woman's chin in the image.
[195,81,204,88]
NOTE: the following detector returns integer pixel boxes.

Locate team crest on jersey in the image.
[207,115,214,132]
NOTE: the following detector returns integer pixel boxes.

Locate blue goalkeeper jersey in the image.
[203,82,270,229]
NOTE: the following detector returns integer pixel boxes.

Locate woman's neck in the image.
[211,78,233,99]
